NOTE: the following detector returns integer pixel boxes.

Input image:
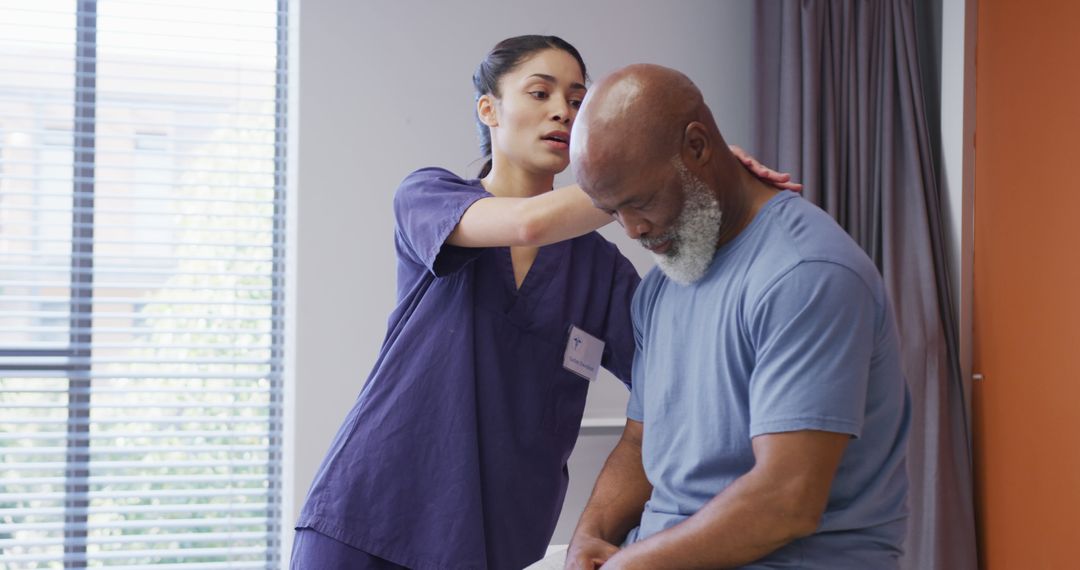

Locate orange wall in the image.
[972,0,1080,567]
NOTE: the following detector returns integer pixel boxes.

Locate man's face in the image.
[584,156,722,284]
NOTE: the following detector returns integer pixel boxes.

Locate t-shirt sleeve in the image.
[748,261,877,439]
[393,167,490,277]
[600,255,640,390]
[625,274,655,422]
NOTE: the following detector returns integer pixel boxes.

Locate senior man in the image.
[562,64,911,569]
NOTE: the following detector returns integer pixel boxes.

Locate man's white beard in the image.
[642,161,722,285]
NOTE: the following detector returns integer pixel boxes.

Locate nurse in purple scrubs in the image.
[291,35,798,570]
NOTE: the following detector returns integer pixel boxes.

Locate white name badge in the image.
[563,325,605,382]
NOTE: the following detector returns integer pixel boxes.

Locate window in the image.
[0,1,289,567]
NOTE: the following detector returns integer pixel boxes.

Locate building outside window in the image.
[0,1,290,567]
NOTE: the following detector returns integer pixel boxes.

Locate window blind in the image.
[0,0,288,567]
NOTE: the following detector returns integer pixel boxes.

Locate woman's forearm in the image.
[447,184,612,247]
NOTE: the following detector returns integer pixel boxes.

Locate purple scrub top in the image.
[296,168,639,570]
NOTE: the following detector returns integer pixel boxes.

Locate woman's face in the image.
[482,49,587,176]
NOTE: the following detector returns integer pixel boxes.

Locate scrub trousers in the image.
[291,527,409,570]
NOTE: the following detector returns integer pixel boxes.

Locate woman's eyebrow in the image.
[526,73,586,91]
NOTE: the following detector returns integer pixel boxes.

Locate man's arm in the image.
[564,419,653,570]
[602,429,849,570]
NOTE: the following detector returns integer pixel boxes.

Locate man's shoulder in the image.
[752,195,884,296]
[630,267,667,321]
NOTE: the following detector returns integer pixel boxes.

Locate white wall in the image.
[940,0,978,407]
[290,0,758,554]
[918,0,977,417]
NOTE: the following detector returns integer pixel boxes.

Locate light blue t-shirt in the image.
[625,191,910,569]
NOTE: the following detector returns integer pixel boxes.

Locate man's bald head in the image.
[569,65,778,284]
[570,64,724,193]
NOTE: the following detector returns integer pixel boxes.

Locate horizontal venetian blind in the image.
[0,0,288,567]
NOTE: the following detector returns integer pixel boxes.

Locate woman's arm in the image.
[446,146,800,248]
[447,184,610,247]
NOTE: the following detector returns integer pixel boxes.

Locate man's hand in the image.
[729,145,803,191]
[563,535,620,570]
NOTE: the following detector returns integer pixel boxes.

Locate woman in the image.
[292,35,797,569]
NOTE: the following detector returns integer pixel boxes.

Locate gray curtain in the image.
[750,1,977,569]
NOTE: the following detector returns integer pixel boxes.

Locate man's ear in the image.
[683,121,712,166]
[477,94,499,128]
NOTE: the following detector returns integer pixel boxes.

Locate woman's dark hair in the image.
[472,35,587,178]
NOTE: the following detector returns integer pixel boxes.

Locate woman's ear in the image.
[477,94,499,128]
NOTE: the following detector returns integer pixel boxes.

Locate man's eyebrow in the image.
[527,73,587,91]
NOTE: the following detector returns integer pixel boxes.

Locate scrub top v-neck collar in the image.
[496,240,570,324]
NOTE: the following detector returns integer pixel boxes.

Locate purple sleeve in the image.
[600,255,640,389]
[393,167,491,277]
